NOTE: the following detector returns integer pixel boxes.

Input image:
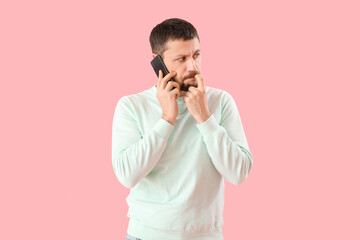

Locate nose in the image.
[186,57,198,72]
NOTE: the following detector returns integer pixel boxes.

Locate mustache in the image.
[182,71,200,81]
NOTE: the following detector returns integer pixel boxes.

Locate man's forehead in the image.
[165,38,200,56]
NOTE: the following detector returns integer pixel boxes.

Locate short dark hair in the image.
[149,18,200,60]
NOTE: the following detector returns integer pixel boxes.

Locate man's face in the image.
[153,37,201,92]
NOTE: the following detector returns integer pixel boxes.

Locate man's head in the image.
[150,18,201,92]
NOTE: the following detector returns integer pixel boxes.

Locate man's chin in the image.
[180,83,198,92]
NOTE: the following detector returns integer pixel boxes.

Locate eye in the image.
[194,53,200,58]
[178,57,185,61]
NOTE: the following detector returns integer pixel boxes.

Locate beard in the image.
[180,70,199,91]
[180,81,198,91]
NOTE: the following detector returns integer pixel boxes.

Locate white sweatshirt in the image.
[112,85,253,240]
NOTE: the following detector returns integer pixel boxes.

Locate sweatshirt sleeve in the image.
[112,97,174,189]
[195,92,253,185]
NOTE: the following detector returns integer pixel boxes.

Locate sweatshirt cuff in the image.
[152,118,174,139]
[196,114,222,139]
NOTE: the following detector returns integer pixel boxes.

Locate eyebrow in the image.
[173,49,201,58]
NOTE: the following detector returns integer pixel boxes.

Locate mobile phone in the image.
[150,54,175,83]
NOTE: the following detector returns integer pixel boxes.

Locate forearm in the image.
[196,115,253,185]
[112,118,173,188]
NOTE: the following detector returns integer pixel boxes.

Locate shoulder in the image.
[206,86,233,102]
[205,86,236,115]
[116,85,156,107]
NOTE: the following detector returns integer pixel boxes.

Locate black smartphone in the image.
[150,54,175,83]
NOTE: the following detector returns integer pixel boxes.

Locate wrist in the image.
[196,113,211,124]
[162,115,175,125]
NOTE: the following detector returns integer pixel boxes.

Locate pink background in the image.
[1,0,359,239]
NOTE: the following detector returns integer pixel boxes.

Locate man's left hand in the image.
[182,74,211,124]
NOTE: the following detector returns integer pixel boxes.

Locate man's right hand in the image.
[156,70,180,125]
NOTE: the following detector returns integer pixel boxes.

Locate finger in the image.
[195,74,205,91]
[160,71,177,89]
[157,70,163,88]
[188,86,196,92]
[165,81,180,91]
[171,87,180,98]
[184,91,192,98]
[183,95,190,102]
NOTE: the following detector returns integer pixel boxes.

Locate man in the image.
[112,18,253,240]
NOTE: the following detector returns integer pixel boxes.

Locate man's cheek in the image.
[175,75,182,83]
